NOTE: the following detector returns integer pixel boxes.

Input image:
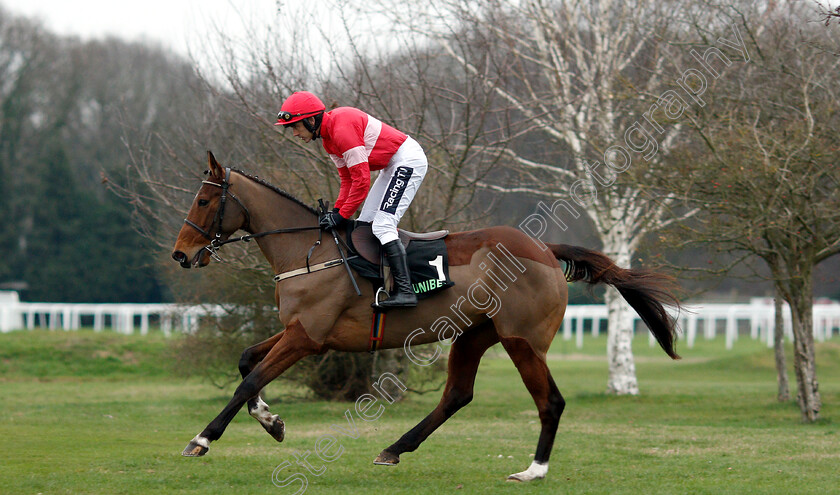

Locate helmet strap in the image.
[303,112,324,139]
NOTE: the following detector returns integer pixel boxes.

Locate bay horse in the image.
[171,151,680,482]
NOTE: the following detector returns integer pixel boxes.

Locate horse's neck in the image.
[234,175,320,273]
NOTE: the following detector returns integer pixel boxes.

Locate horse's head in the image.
[171,151,250,269]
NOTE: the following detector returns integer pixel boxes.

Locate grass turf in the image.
[0,329,838,494]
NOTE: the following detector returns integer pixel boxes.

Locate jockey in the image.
[276,91,427,309]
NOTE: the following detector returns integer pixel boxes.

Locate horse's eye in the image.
[198,199,209,207]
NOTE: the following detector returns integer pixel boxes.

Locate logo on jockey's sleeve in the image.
[380,166,413,214]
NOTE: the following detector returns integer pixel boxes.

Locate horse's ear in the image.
[206,151,225,179]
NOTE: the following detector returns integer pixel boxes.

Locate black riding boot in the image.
[377,240,417,309]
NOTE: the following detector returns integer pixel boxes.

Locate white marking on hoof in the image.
[250,397,280,427]
[182,435,210,457]
[507,461,548,482]
[191,435,210,449]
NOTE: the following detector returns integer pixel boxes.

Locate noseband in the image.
[182,168,324,263]
[183,168,252,257]
[181,169,360,294]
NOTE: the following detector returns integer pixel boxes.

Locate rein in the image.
[183,169,359,294]
[183,168,322,261]
[183,167,251,245]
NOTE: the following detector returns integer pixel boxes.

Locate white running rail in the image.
[0,291,224,336]
[561,298,840,349]
[1,291,839,348]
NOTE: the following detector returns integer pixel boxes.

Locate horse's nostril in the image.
[172,251,187,263]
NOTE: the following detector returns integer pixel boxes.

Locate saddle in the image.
[345,222,454,300]
[349,223,449,265]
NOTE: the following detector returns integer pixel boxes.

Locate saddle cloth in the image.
[346,222,455,299]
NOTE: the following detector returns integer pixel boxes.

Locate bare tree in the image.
[773,294,791,402]
[660,1,840,421]
[816,1,840,25]
[358,0,710,394]
[113,2,512,394]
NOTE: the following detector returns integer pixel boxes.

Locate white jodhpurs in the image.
[357,136,427,245]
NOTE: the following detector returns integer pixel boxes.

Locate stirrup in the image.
[376,292,418,309]
[372,287,389,310]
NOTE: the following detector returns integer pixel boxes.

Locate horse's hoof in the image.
[506,461,548,482]
[262,416,285,443]
[506,472,543,482]
[373,450,400,466]
[182,441,209,457]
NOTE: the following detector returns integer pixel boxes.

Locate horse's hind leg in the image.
[499,336,565,482]
[238,331,287,442]
[374,321,499,465]
[182,321,320,457]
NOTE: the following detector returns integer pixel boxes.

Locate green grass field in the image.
[1,329,839,494]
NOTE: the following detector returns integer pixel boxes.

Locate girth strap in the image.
[273,257,352,282]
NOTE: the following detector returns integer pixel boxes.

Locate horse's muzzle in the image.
[172,250,192,269]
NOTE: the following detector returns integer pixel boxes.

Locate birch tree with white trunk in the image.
[370,0,697,394]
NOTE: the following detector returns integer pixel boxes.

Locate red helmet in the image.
[275,91,326,126]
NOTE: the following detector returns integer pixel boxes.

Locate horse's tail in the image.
[549,243,681,360]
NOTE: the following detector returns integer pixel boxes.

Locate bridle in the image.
[184,168,248,241]
[183,167,255,261]
[182,168,360,294]
[182,168,326,264]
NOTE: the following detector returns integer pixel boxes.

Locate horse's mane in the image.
[230,168,318,215]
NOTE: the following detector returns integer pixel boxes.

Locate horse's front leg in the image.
[182,321,321,457]
[238,331,287,442]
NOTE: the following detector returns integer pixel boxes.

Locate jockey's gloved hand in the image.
[319,209,347,230]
